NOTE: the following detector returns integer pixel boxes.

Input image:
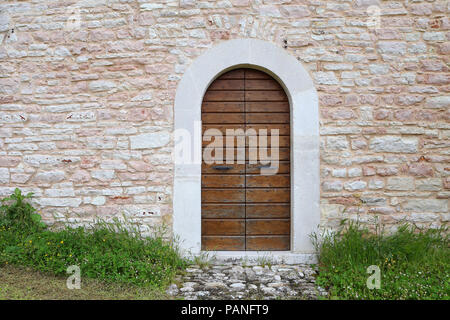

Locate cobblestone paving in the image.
[166,264,327,300]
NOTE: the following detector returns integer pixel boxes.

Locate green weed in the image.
[0,188,188,289]
[312,221,449,299]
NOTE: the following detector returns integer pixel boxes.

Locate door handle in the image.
[212,165,233,170]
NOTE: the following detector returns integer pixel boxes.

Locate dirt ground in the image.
[0,265,173,300]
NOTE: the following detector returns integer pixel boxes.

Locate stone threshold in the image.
[196,251,318,265]
[168,262,326,300]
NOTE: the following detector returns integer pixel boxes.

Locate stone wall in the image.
[0,0,448,235]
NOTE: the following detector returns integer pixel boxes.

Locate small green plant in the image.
[256,253,274,268]
[192,251,215,269]
[312,221,449,299]
[0,189,188,289]
[0,188,46,231]
[241,256,249,268]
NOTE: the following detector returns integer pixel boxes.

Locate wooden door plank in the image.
[203,91,244,102]
[202,163,245,174]
[246,101,289,113]
[203,162,289,175]
[202,147,246,163]
[245,79,283,90]
[246,189,290,203]
[246,162,290,174]
[246,236,290,251]
[202,147,290,161]
[245,124,290,135]
[202,189,245,203]
[246,113,290,124]
[246,175,290,188]
[245,91,288,102]
[202,125,246,135]
[246,219,290,235]
[245,69,272,79]
[202,204,245,219]
[245,135,290,147]
[201,236,245,250]
[202,136,247,148]
[202,175,245,188]
[247,147,290,161]
[202,113,245,124]
[203,125,290,136]
[208,79,245,90]
[202,102,245,113]
[218,69,245,79]
[202,219,245,235]
[202,136,289,147]
[246,204,290,219]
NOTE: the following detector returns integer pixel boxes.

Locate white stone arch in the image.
[173,39,319,263]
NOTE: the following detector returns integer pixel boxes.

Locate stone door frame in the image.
[173,39,319,263]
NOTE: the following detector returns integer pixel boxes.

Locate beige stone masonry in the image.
[0,0,448,240]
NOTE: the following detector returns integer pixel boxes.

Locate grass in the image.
[312,221,450,300]
[256,254,275,268]
[0,188,188,292]
[191,251,215,270]
[0,265,175,300]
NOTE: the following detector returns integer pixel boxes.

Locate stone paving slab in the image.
[167,264,327,300]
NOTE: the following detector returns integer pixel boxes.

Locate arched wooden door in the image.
[201,68,290,251]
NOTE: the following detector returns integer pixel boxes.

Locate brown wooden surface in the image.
[202,125,246,136]
[245,79,283,90]
[202,147,290,161]
[202,113,245,124]
[246,113,289,124]
[202,204,245,219]
[203,90,244,102]
[219,69,245,79]
[201,236,245,251]
[207,79,245,90]
[202,219,245,235]
[246,236,290,251]
[245,91,288,101]
[246,219,290,235]
[246,204,290,219]
[246,161,290,174]
[246,189,290,203]
[245,124,290,135]
[202,189,245,203]
[246,101,289,113]
[246,175,290,188]
[202,124,290,136]
[202,163,245,174]
[202,136,289,147]
[201,68,290,251]
[202,101,245,113]
[245,69,272,79]
[202,175,245,188]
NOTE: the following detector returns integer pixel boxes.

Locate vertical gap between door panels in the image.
[244,69,247,251]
